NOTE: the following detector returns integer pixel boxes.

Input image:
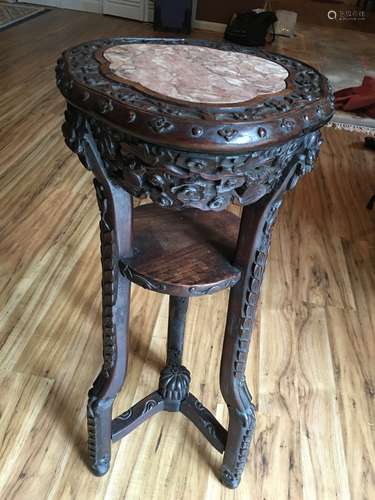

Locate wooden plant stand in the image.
[56,37,333,488]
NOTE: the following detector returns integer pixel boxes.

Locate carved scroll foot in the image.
[220,402,256,488]
[87,392,114,476]
[79,125,133,477]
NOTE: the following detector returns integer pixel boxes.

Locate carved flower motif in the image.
[173,184,203,203]
[149,117,174,134]
[150,174,165,187]
[280,118,295,132]
[218,127,239,142]
[208,195,228,211]
[186,159,208,171]
[156,193,173,208]
[219,176,245,192]
[98,99,114,114]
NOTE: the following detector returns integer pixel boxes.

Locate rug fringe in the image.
[326,120,375,136]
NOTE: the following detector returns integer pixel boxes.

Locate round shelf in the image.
[120,204,241,297]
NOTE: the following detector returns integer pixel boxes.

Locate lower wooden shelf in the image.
[120,204,241,297]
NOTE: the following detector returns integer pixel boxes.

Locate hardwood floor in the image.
[0,9,374,500]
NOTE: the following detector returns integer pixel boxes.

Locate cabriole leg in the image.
[82,131,133,476]
[220,166,300,488]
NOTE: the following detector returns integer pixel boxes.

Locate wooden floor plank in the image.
[0,372,55,498]
[296,305,351,500]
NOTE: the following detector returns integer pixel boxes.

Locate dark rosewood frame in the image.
[57,37,333,489]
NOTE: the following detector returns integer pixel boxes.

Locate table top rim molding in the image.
[56,37,334,154]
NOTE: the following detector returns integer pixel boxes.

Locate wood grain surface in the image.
[123,204,241,296]
[0,8,374,500]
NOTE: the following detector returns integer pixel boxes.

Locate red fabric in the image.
[335,76,375,119]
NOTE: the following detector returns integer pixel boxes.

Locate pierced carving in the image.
[62,104,321,212]
[62,106,88,168]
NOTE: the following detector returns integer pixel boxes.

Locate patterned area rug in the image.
[0,2,47,31]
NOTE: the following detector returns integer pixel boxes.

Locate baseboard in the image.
[192,19,226,33]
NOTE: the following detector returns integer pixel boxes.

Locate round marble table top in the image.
[102,44,289,105]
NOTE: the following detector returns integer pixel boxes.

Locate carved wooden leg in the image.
[159,296,191,411]
[220,167,299,488]
[82,132,133,476]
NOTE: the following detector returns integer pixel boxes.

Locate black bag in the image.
[224,11,277,47]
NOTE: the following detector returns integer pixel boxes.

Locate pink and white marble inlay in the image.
[102,44,289,104]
